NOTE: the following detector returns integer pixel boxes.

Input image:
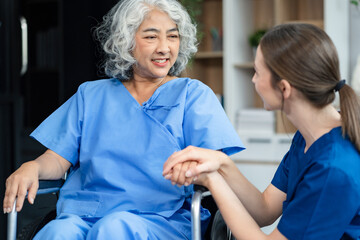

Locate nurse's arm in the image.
[218,157,285,227]
[206,172,287,240]
[3,149,71,213]
[164,146,285,227]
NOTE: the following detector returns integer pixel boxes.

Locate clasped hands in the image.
[162,146,227,187]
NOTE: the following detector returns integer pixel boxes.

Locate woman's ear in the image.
[278,79,292,100]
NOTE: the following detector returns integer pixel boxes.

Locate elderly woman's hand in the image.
[3,161,40,213]
[163,146,228,186]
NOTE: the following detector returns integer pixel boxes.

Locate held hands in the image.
[164,160,198,187]
[3,161,40,214]
[162,146,228,187]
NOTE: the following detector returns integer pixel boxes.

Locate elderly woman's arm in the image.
[3,149,71,213]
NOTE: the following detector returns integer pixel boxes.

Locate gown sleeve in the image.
[30,83,86,165]
[183,81,244,156]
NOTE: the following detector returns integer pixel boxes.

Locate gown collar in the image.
[119,78,182,109]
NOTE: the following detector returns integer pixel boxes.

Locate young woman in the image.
[3,0,244,239]
[163,23,360,239]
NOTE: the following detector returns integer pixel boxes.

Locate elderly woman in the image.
[3,0,244,239]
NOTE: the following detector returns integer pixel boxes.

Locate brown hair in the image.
[260,23,360,152]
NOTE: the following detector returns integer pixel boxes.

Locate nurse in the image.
[3,0,244,239]
[163,23,360,239]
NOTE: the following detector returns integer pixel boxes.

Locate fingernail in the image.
[164,174,171,180]
[171,182,175,185]
[29,198,34,204]
[185,170,192,178]
[184,182,189,186]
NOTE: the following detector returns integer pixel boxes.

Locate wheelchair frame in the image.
[7,181,215,240]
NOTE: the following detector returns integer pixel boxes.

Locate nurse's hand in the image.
[164,160,198,187]
[3,161,40,214]
[163,146,229,184]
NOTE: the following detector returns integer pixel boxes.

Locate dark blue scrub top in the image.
[272,127,360,239]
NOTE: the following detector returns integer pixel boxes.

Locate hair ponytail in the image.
[338,85,360,152]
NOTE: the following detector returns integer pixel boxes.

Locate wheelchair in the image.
[7,181,234,240]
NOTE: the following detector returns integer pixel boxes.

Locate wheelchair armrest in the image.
[7,179,65,240]
[37,179,65,195]
[191,185,211,240]
[194,184,209,192]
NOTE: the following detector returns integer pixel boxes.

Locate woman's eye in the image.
[145,36,156,39]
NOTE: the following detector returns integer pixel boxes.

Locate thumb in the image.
[186,163,211,177]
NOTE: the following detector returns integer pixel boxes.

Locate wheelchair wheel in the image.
[211,210,236,240]
[17,209,56,240]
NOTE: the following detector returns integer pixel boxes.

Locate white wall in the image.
[325,0,350,80]
[350,4,360,82]
[325,0,360,84]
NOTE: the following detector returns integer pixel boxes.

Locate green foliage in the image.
[180,0,204,42]
[180,0,203,22]
[248,29,267,47]
[351,0,359,6]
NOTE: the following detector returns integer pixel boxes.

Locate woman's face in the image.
[132,9,180,81]
[252,47,283,110]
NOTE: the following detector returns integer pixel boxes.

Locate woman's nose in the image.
[156,38,170,54]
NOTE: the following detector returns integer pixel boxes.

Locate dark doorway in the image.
[0,0,118,238]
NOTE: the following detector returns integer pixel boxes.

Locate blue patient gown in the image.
[31,78,244,239]
[272,127,360,240]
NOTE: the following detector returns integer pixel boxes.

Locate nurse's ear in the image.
[278,79,292,100]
